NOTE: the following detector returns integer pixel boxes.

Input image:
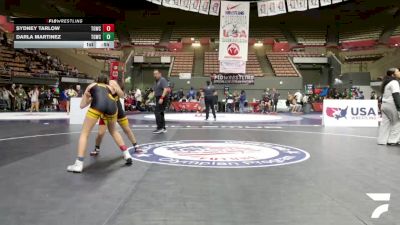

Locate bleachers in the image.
[392,25,400,37]
[0,44,85,78]
[131,28,162,45]
[204,52,263,76]
[249,27,287,41]
[339,26,383,42]
[292,28,326,46]
[170,27,219,42]
[139,51,194,76]
[267,52,321,77]
[267,53,298,77]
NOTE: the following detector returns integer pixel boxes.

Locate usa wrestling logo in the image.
[131,140,310,168]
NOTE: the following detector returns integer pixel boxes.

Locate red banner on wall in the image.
[109,61,119,80]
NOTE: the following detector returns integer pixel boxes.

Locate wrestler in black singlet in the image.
[86,83,118,122]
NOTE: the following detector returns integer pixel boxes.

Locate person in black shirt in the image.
[204,81,216,121]
[152,69,169,134]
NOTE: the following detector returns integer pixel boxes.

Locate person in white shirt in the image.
[134,88,142,111]
[377,68,400,145]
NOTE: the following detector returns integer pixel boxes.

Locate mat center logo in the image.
[131,140,310,168]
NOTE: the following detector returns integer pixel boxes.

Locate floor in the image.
[0,112,399,225]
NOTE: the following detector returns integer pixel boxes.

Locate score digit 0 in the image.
[102,24,115,32]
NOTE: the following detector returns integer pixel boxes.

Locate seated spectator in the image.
[72,67,79,77]
[262,89,271,114]
[177,88,184,100]
[187,87,196,101]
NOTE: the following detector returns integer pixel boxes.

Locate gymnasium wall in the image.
[369,49,400,80]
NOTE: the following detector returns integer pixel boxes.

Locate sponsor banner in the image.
[209,0,221,16]
[189,0,201,12]
[320,0,332,7]
[131,140,310,168]
[308,0,320,9]
[323,100,379,127]
[109,61,119,80]
[219,1,250,61]
[287,0,308,12]
[199,0,210,14]
[219,60,246,73]
[211,73,254,85]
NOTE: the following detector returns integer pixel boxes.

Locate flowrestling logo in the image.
[131,140,310,168]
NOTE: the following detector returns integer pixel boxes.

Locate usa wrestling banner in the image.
[219,1,250,62]
[211,73,255,85]
[219,60,246,73]
[109,61,119,80]
[199,0,210,14]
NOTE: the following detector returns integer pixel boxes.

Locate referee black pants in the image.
[205,96,216,120]
[155,97,167,129]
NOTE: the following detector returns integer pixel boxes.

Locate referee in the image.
[204,81,216,121]
[152,69,169,134]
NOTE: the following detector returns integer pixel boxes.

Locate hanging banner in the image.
[308,0,319,9]
[287,0,307,12]
[163,0,175,8]
[209,0,221,16]
[152,0,162,5]
[268,0,287,16]
[332,0,342,3]
[219,60,246,73]
[219,1,250,62]
[189,0,201,12]
[199,0,210,14]
[258,0,287,18]
[257,1,268,17]
[320,0,332,7]
[180,0,191,10]
[211,73,255,85]
[109,61,119,80]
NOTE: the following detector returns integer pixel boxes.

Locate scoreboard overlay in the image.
[13,18,115,49]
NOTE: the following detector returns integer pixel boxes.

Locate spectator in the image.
[233,91,240,112]
[29,86,40,112]
[10,84,16,111]
[262,89,271,114]
[15,84,27,111]
[72,67,79,77]
[371,91,378,100]
[225,92,234,113]
[239,90,246,113]
[134,87,143,111]
[44,89,54,111]
[65,86,78,114]
[177,88,184,100]
[76,85,83,97]
[294,90,303,106]
[187,87,196,101]
[271,88,280,113]
[1,86,13,110]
